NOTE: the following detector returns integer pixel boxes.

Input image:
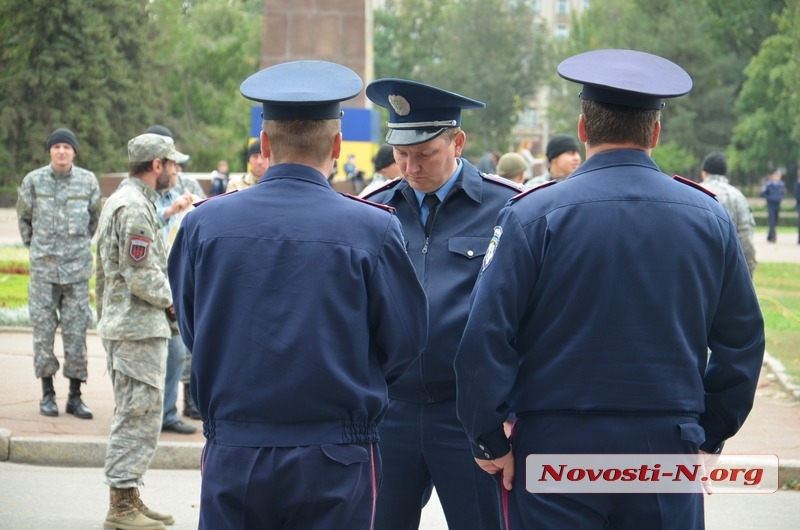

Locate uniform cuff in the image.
[472,427,511,460]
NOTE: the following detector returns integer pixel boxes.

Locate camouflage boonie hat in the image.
[128,133,189,164]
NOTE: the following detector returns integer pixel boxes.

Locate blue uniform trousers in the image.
[200,442,379,529]
[375,399,502,529]
[507,414,705,530]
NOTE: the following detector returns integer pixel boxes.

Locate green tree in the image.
[0,0,162,187]
[732,0,800,182]
[374,0,546,157]
[147,0,263,172]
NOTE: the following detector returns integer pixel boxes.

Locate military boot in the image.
[129,487,175,526]
[182,383,201,420]
[39,377,58,417]
[66,378,93,419]
[104,487,165,530]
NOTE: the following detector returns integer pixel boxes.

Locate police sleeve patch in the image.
[481,226,503,272]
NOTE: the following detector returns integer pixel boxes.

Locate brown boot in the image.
[129,487,175,526]
[104,487,166,530]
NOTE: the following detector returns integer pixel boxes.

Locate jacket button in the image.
[467,250,474,257]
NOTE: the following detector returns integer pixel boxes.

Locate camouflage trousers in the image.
[103,340,164,489]
[28,278,90,380]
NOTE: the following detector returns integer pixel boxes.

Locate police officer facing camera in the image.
[362,79,523,530]
[455,49,764,529]
[168,61,428,530]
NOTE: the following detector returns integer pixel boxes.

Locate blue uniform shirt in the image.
[168,163,428,446]
[455,149,765,458]
[365,158,523,402]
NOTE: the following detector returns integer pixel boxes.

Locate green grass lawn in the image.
[1,242,798,382]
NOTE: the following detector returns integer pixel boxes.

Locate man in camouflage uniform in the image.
[700,151,757,277]
[226,139,269,191]
[95,133,187,529]
[16,127,101,419]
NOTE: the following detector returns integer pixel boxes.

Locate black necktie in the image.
[423,193,440,236]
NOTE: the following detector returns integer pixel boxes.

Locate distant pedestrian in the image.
[700,151,757,276]
[16,127,101,419]
[794,174,800,244]
[525,134,581,187]
[496,152,529,184]
[209,160,229,196]
[227,139,269,191]
[761,170,786,242]
[95,133,188,529]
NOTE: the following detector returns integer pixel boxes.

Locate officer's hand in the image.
[474,450,514,491]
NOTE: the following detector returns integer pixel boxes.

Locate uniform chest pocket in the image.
[448,236,490,260]
[67,196,91,236]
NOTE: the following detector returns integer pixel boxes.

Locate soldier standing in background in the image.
[95,133,187,529]
[700,151,757,277]
[16,127,101,419]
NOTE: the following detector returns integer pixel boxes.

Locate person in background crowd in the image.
[168,60,428,530]
[144,125,204,422]
[17,127,101,419]
[516,138,537,182]
[524,134,581,187]
[359,144,402,197]
[477,150,500,174]
[147,125,199,436]
[455,49,764,530]
[208,160,229,196]
[96,133,188,529]
[699,151,757,277]
[795,173,800,244]
[761,169,786,243]
[496,152,529,184]
[227,139,269,192]
[363,78,524,530]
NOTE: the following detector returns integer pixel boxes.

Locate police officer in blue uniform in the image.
[167,61,428,530]
[454,49,765,529]
[362,79,523,530]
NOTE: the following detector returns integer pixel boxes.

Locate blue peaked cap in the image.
[240,60,363,120]
[366,78,485,146]
[558,49,692,110]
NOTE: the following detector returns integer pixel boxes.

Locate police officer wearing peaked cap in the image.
[454,49,765,529]
[363,79,523,530]
[168,61,428,530]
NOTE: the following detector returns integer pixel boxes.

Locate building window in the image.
[519,107,538,128]
[583,0,591,10]
[557,0,569,15]
[555,23,569,39]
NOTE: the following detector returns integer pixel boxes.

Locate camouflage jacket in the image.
[16,164,101,283]
[701,174,757,275]
[95,177,173,341]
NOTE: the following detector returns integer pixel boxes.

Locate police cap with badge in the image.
[240,60,363,120]
[557,48,692,109]
[366,79,485,146]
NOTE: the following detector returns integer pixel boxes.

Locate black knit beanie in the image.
[546,134,580,161]
[247,139,262,158]
[702,151,727,175]
[145,124,174,139]
[46,128,79,153]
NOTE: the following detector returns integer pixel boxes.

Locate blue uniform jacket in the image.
[365,158,523,402]
[168,163,428,446]
[455,149,765,458]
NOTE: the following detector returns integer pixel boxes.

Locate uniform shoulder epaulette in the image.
[480,172,526,192]
[344,193,396,213]
[673,174,716,198]
[192,189,238,207]
[359,177,403,200]
[509,179,557,203]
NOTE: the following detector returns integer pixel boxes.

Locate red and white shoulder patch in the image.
[128,235,151,262]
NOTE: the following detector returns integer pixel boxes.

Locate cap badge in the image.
[388,95,411,116]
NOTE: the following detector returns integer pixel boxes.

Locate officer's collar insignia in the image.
[388,95,411,116]
[481,226,503,273]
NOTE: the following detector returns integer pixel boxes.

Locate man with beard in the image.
[95,133,188,529]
